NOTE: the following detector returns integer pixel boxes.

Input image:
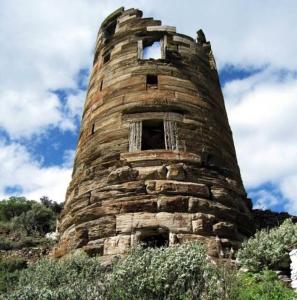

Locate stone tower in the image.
[54,7,254,258]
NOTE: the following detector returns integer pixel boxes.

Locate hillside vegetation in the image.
[0,196,62,251]
[0,197,296,299]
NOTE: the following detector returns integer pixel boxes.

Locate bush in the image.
[0,235,54,251]
[12,203,55,235]
[3,243,238,300]
[2,251,107,300]
[0,257,27,294]
[0,238,15,251]
[109,243,232,300]
[237,270,296,300]
[237,219,297,271]
[0,197,33,222]
[3,243,295,300]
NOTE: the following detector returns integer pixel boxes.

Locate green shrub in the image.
[237,219,297,271]
[109,243,232,300]
[237,270,296,300]
[2,251,107,300]
[2,243,239,300]
[0,257,27,294]
[3,243,294,300]
[0,236,51,250]
[12,203,55,235]
[0,197,33,222]
[1,196,61,238]
[0,238,13,251]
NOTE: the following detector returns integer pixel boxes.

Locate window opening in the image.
[206,154,216,166]
[141,119,165,150]
[103,53,110,64]
[91,123,95,134]
[105,21,116,37]
[104,21,117,45]
[146,74,158,89]
[143,41,162,59]
[100,80,103,91]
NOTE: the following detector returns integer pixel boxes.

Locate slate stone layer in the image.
[54,7,254,257]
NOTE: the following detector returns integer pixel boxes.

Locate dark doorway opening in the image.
[141,119,165,150]
[139,229,169,248]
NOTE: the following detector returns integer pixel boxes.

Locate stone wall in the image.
[53,7,254,258]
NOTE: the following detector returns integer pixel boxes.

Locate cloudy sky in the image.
[0,0,296,214]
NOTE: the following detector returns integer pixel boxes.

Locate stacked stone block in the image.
[54,7,254,258]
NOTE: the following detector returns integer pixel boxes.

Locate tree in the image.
[40,196,63,214]
[13,203,56,235]
[0,197,33,222]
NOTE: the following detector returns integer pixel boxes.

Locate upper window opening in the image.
[143,41,162,60]
[103,53,110,64]
[146,74,158,88]
[105,21,116,37]
[141,119,165,150]
[100,80,103,91]
[104,21,117,45]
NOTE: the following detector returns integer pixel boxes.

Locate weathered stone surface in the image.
[157,196,188,212]
[192,217,213,235]
[137,165,167,180]
[166,164,185,180]
[54,7,254,258]
[107,166,138,183]
[175,234,207,243]
[79,215,116,241]
[116,212,192,234]
[82,245,103,256]
[104,235,131,255]
[207,238,221,257]
[146,180,209,197]
[213,222,238,239]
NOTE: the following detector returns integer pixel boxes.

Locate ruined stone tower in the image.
[54,7,254,258]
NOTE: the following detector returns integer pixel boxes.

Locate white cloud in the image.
[150,0,297,71]
[0,140,71,202]
[62,149,76,169]
[251,189,280,211]
[224,68,297,213]
[65,90,86,120]
[0,89,61,138]
[0,0,139,138]
[281,176,297,214]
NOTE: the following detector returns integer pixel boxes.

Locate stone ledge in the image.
[116,212,192,234]
[121,151,201,164]
[145,180,209,197]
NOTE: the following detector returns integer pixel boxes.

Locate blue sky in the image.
[0,0,297,214]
